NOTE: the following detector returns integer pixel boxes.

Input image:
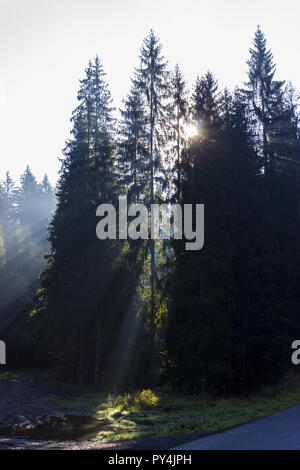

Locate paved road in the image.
[173,404,300,450]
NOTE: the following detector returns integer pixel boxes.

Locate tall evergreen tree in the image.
[192,71,221,132]
[16,165,40,233]
[0,172,17,265]
[40,174,56,214]
[270,82,300,178]
[170,64,188,201]
[133,30,171,372]
[32,57,120,386]
[243,26,286,175]
[0,167,54,339]
[118,82,149,202]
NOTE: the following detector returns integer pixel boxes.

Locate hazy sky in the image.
[1,0,300,184]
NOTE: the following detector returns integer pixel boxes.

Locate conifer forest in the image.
[1,24,300,402]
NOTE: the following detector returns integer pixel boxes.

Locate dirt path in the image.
[0,373,206,450]
[0,433,204,450]
[0,373,76,423]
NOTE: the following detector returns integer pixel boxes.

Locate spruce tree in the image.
[33,57,119,386]
[0,167,54,338]
[171,64,188,201]
[192,71,221,132]
[270,82,300,178]
[166,77,260,394]
[16,165,40,233]
[40,174,56,214]
[0,171,17,265]
[243,26,285,175]
[133,30,171,372]
[118,82,149,202]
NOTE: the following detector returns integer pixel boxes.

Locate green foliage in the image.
[2,26,300,401]
[166,72,300,393]
[0,167,55,359]
[113,390,160,411]
[50,372,300,441]
[0,371,19,381]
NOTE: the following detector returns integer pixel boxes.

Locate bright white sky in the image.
[1,0,300,185]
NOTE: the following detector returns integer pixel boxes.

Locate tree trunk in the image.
[78,341,85,386]
[149,63,156,378]
[94,319,102,388]
[177,107,181,201]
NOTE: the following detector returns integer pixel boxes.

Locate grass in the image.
[0,371,19,381]
[53,371,300,441]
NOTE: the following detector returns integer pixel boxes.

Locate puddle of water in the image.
[0,415,113,441]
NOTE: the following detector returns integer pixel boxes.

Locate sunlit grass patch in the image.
[52,372,300,441]
[108,389,160,411]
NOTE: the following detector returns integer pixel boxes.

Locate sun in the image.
[183,122,198,139]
